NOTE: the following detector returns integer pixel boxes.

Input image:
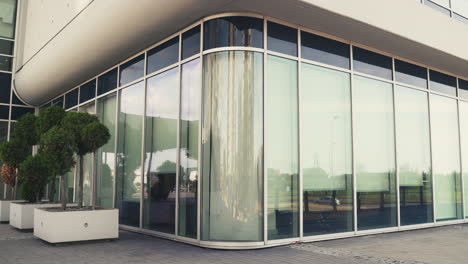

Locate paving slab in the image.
[0,223,465,264]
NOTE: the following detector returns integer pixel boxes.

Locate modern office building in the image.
[1,0,468,248]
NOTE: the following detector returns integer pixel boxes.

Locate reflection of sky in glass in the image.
[181,59,201,121]
[353,75,395,174]
[431,95,460,174]
[120,81,144,115]
[395,86,431,183]
[147,67,179,119]
[301,63,351,180]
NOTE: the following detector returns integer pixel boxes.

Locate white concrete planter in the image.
[0,200,25,222]
[34,208,119,243]
[9,202,62,229]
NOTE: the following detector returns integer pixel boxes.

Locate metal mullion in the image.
[297,27,303,240]
[427,68,437,223]
[197,20,203,242]
[175,33,182,237]
[456,78,465,219]
[391,58,401,228]
[350,44,358,233]
[112,90,120,209]
[139,52,147,229]
[263,17,268,245]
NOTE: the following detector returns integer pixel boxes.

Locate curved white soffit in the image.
[15,0,468,105]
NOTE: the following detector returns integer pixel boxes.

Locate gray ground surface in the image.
[0,223,466,264]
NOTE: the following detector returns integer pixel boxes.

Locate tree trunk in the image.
[60,174,66,210]
[77,155,84,208]
[11,169,18,200]
[49,178,56,202]
[91,151,97,210]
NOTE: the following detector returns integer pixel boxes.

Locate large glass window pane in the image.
[147,37,179,74]
[458,78,468,100]
[0,0,17,39]
[80,79,96,103]
[179,58,200,238]
[182,26,200,60]
[143,67,178,234]
[431,95,463,221]
[459,101,468,218]
[79,103,96,207]
[267,22,297,57]
[98,68,118,96]
[395,86,433,225]
[353,47,392,80]
[97,93,117,208]
[301,63,353,236]
[65,89,78,109]
[353,76,397,230]
[11,106,33,120]
[0,55,12,71]
[0,73,11,103]
[203,17,263,50]
[0,39,14,55]
[430,70,456,96]
[202,51,263,241]
[301,31,350,69]
[266,55,299,239]
[119,54,144,86]
[116,81,144,227]
[395,60,428,88]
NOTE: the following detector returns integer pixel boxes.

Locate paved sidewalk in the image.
[0,223,466,264]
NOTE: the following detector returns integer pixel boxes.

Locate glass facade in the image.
[39,14,468,248]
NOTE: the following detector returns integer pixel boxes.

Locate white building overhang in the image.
[14,0,468,105]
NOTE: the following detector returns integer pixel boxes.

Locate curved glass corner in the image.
[201,50,264,242]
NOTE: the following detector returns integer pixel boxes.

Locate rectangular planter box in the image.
[9,202,63,229]
[0,200,25,222]
[34,208,119,243]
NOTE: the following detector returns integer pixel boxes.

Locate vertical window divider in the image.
[175,33,182,237]
[112,90,119,209]
[297,27,303,241]
[139,53,147,230]
[456,78,466,220]
[262,17,268,245]
[427,68,437,224]
[392,58,401,228]
[350,44,358,234]
[197,21,203,243]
